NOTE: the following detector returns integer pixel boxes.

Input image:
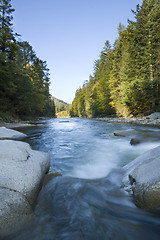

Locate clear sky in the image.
[12,0,142,104]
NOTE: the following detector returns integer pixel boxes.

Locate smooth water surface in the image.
[10,118,160,240]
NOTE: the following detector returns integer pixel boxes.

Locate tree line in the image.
[70,0,160,118]
[53,97,70,118]
[54,97,70,114]
[0,0,55,119]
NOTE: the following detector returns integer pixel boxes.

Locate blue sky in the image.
[12,0,142,104]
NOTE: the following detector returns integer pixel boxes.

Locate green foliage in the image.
[71,0,160,118]
[56,111,70,118]
[0,0,55,118]
[54,97,70,117]
[0,110,17,122]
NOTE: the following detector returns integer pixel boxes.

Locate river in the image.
[10,118,160,240]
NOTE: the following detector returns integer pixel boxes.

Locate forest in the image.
[54,97,70,118]
[0,0,55,119]
[70,0,160,118]
[1,0,160,120]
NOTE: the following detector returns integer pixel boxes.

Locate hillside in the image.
[53,97,70,118]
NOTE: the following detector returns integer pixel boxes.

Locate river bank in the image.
[0,111,53,129]
[0,117,50,129]
[0,121,35,129]
[1,112,160,129]
[94,112,160,127]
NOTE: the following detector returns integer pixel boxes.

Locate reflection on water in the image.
[9,118,160,240]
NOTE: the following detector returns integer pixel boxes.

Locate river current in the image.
[10,118,160,240]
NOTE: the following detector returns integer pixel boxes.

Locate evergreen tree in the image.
[0,1,55,118]
[95,41,114,116]
[0,0,19,111]
[120,0,160,115]
[71,0,160,118]
[0,0,18,55]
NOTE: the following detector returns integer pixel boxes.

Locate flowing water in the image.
[9,118,160,240]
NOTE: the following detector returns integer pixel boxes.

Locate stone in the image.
[0,126,27,139]
[113,132,125,137]
[130,138,141,145]
[1,122,35,128]
[0,188,34,238]
[123,146,160,209]
[146,112,160,120]
[0,140,50,205]
[113,129,160,144]
[0,140,50,236]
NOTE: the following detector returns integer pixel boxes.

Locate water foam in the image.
[71,138,120,179]
[71,137,160,179]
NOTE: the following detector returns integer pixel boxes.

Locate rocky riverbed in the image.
[1,114,160,238]
[95,112,160,126]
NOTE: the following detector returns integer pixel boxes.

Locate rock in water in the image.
[130,138,141,145]
[0,126,27,139]
[0,140,50,237]
[123,146,160,209]
[146,112,160,120]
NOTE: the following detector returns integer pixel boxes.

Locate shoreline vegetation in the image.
[0,112,160,129]
[1,0,160,126]
[53,97,70,118]
[0,1,55,119]
[70,1,160,120]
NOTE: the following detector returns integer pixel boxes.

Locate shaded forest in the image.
[70,0,160,118]
[0,0,55,119]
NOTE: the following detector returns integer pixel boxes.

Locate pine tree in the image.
[0,0,18,57]
[71,0,160,117]
[0,0,19,111]
[121,0,160,115]
[0,1,55,117]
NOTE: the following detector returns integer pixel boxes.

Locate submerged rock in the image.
[0,126,27,139]
[123,146,160,209]
[59,120,70,123]
[113,129,160,145]
[113,132,125,137]
[130,138,141,145]
[43,168,62,187]
[0,140,50,237]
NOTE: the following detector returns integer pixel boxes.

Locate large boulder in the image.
[0,140,50,237]
[0,126,27,139]
[123,146,160,209]
[0,188,34,237]
[0,122,35,129]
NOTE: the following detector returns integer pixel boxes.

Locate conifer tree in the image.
[0,0,18,57]
[0,0,19,111]
[70,0,160,117]
[0,1,55,117]
[121,0,160,115]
